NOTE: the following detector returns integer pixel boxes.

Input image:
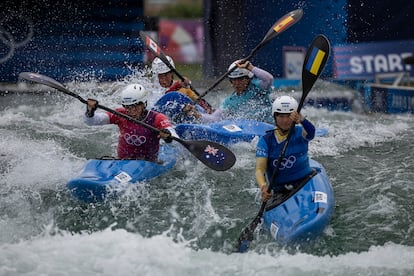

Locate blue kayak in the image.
[67,145,178,203]
[155,92,334,246]
[154,92,328,146]
[261,159,334,243]
[176,119,328,146]
[153,91,204,123]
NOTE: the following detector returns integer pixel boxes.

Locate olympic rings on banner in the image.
[0,13,34,64]
[0,29,15,63]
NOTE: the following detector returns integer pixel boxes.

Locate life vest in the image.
[262,126,312,189]
[220,82,272,123]
[109,109,160,160]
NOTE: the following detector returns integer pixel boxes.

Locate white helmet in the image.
[152,56,175,74]
[120,84,148,106]
[272,95,298,115]
[227,61,254,79]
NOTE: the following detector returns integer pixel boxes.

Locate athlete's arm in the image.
[154,113,179,138]
[199,108,223,123]
[84,112,110,125]
[252,67,274,90]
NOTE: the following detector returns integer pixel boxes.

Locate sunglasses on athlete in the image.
[122,102,146,109]
[229,76,250,83]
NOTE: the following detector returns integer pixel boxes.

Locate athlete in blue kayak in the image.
[84,83,177,161]
[256,95,316,201]
[184,60,274,123]
[152,56,213,114]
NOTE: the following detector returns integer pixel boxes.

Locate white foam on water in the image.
[1,76,414,275]
[0,228,413,276]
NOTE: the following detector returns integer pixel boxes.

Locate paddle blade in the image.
[140,31,175,72]
[200,9,303,99]
[260,9,303,46]
[19,72,66,91]
[237,214,262,253]
[140,31,160,56]
[176,138,236,171]
[403,55,414,65]
[301,35,330,107]
[19,72,85,103]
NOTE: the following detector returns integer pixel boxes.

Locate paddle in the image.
[139,31,214,114]
[403,55,414,65]
[198,8,303,99]
[236,34,330,253]
[18,72,236,171]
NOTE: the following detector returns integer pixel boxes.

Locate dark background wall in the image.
[347,0,414,42]
[1,0,413,82]
[203,0,414,79]
[0,0,144,82]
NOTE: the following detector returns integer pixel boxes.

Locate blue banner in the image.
[333,40,414,80]
[0,0,144,82]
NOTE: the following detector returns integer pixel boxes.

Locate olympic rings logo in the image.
[123,133,146,146]
[273,155,296,170]
[0,13,34,63]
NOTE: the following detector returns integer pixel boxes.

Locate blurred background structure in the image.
[0,0,413,82]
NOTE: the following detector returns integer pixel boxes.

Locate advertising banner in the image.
[333,40,414,80]
[158,18,203,63]
[283,46,305,79]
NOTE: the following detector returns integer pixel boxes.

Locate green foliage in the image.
[158,3,203,18]
[175,63,203,81]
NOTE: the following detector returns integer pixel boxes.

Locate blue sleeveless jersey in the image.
[256,126,312,188]
[220,82,272,123]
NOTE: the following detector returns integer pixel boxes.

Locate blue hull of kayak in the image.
[155,92,334,243]
[262,159,334,243]
[153,92,328,145]
[176,119,328,146]
[153,91,203,123]
[176,119,273,145]
[67,145,178,203]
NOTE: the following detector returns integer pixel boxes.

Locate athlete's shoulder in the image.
[108,107,126,122]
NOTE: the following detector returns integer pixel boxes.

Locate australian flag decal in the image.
[204,145,226,165]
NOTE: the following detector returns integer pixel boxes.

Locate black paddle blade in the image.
[177,138,236,171]
[301,35,330,106]
[199,9,303,99]
[140,31,175,72]
[261,9,303,46]
[403,55,414,65]
[19,72,86,103]
[19,72,65,91]
[236,215,262,253]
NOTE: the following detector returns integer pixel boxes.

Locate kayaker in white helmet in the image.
[184,59,274,123]
[256,95,316,201]
[152,56,213,114]
[84,83,177,161]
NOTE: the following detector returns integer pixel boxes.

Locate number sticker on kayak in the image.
[115,171,132,183]
[314,191,328,203]
[270,222,280,239]
[222,124,242,132]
